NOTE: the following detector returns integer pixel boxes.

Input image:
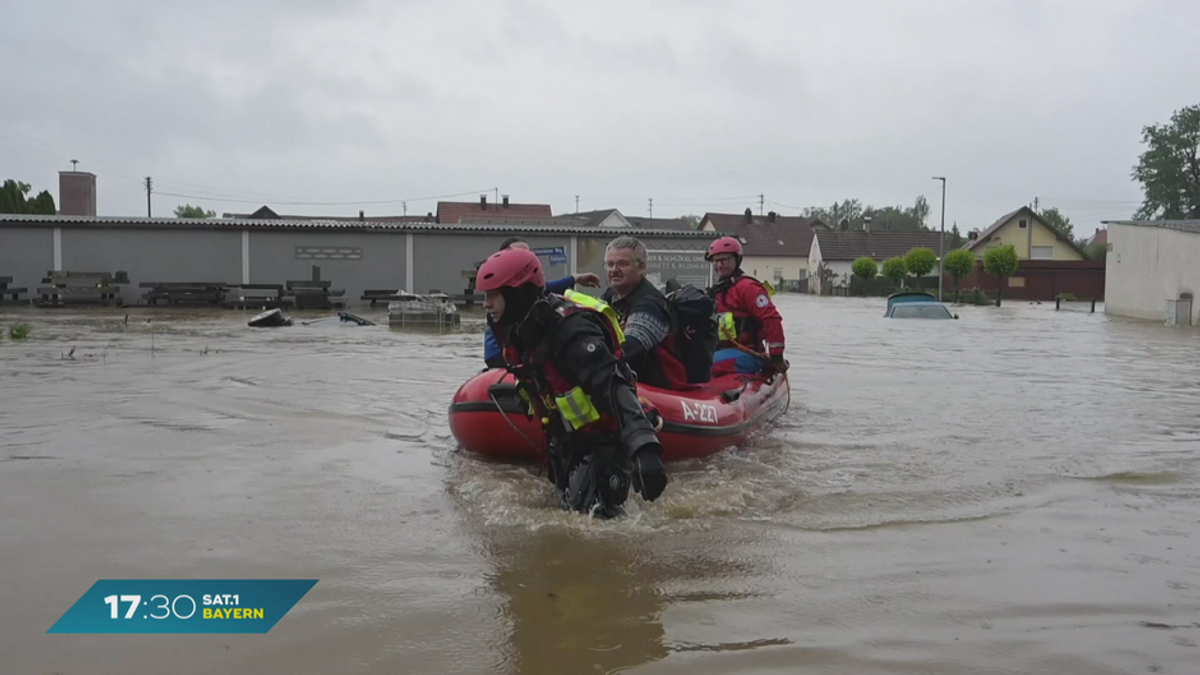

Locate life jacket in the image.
[710,274,775,352]
[503,290,626,433]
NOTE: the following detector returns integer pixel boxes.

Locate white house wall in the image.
[1105,223,1200,326]
[741,255,807,284]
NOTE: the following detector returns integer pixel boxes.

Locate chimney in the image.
[480,194,487,210]
[862,215,872,234]
[502,194,510,208]
[744,207,753,224]
[358,210,364,221]
[767,211,777,223]
[968,230,979,241]
[425,212,433,222]
[59,169,97,216]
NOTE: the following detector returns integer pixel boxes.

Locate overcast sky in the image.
[3,0,1196,238]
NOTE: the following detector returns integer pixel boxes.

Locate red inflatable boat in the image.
[447,368,791,463]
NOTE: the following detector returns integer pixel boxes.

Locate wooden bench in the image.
[36,270,127,307]
[0,276,28,303]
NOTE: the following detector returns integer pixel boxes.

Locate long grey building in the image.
[0,214,725,308]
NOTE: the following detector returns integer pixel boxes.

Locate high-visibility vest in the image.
[510,290,627,432]
[714,276,775,344]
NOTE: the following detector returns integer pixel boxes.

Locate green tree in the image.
[948,223,964,248]
[851,257,878,295]
[0,179,57,215]
[680,214,701,229]
[1085,241,1107,261]
[174,204,216,218]
[943,249,975,303]
[1131,103,1200,219]
[881,257,907,288]
[1039,207,1074,239]
[983,244,1019,307]
[904,247,937,286]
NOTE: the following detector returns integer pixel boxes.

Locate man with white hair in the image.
[599,236,690,390]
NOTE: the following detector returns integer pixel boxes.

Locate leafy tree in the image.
[851,257,877,295]
[174,204,216,218]
[1039,207,1074,239]
[804,196,930,231]
[881,257,907,288]
[1085,241,1107,261]
[983,244,1019,307]
[1131,103,1200,219]
[680,214,701,229]
[943,249,975,303]
[904,247,937,285]
[0,179,57,214]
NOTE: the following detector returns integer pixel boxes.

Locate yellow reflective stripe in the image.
[554,386,600,430]
[717,312,737,341]
[761,279,776,298]
[562,289,626,344]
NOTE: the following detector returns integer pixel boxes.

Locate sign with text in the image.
[532,247,568,266]
[645,249,712,290]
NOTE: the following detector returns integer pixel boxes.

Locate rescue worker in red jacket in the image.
[478,247,669,518]
[704,236,789,377]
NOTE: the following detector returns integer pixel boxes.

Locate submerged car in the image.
[884,291,959,319]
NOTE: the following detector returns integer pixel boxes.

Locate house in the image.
[699,209,826,289]
[1101,219,1200,326]
[436,195,552,224]
[223,205,434,222]
[964,206,1085,261]
[808,224,946,294]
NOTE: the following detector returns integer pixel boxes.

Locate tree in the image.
[943,249,975,303]
[904,247,937,286]
[851,257,878,295]
[0,179,57,215]
[679,214,701,229]
[1131,103,1200,219]
[1085,241,1107,261]
[174,204,216,218]
[909,195,930,229]
[983,244,1019,307]
[881,257,907,288]
[949,223,964,249]
[1039,207,1074,240]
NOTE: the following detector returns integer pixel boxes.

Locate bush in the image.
[9,323,30,340]
[881,257,907,287]
[957,288,992,306]
[904,247,938,280]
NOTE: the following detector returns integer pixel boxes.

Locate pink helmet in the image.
[705,236,743,261]
[476,247,545,292]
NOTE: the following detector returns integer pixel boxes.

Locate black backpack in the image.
[664,281,718,384]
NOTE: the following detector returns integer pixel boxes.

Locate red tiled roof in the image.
[701,212,827,257]
[437,200,552,224]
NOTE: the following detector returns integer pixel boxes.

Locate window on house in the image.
[1031,246,1054,259]
[1009,277,1025,287]
[1018,219,1028,229]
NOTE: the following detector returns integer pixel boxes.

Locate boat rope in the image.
[488,390,545,456]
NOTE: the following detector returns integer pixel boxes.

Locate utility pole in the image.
[402,201,407,216]
[494,187,499,205]
[648,198,653,218]
[145,177,153,217]
[575,195,579,213]
[759,193,764,216]
[932,176,947,302]
[1033,197,1039,212]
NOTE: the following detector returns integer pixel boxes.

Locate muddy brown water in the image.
[1,296,1198,674]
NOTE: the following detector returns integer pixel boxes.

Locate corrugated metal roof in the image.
[1102,219,1200,234]
[0,214,724,238]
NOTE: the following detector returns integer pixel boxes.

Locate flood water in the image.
[2,295,1199,674]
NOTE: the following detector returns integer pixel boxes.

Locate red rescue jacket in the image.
[709,273,786,358]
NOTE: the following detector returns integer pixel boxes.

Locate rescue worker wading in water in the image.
[704,236,790,377]
[477,247,669,518]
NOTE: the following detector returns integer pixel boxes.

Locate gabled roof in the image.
[222,205,432,222]
[701,211,826,257]
[966,206,1087,256]
[815,229,947,261]
[436,199,552,224]
[553,209,628,229]
[626,216,694,231]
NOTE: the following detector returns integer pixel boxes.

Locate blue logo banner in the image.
[532,246,568,265]
[47,579,318,634]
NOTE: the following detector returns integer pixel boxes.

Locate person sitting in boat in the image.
[704,236,789,377]
[483,237,601,369]
[477,246,668,517]
[599,236,691,391]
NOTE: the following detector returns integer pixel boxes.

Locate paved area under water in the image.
[1,295,1199,674]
